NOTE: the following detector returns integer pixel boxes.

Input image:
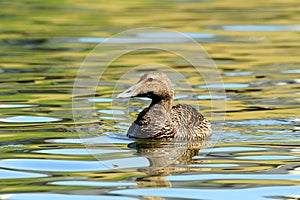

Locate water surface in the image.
[0,0,299,199]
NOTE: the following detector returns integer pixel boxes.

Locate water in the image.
[0,0,299,199]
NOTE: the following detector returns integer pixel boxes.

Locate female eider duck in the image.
[117,71,211,141]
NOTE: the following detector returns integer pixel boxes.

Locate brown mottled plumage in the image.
[117,71,211,140]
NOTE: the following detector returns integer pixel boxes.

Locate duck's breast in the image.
[127,104,175,139]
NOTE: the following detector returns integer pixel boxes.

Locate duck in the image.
[117,71,211,141]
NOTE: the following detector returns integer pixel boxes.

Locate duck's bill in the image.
[117,84,138,98]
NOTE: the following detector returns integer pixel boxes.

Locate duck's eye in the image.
[147,77,154,82]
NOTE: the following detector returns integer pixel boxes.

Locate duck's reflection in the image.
[128,139,211,188]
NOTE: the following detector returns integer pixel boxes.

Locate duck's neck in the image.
[150,96,173,112]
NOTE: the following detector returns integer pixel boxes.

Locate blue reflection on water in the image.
[79,32,215,43]
[236,155,298,160]
[224,71,253,76]
[35,148,133,155]
[280,69,300,74]
[197,83,249,89]
[2,193,138,200]
[0,116,61,123]
[222,25,300,31]
[0,104,37,108]
[110,186,300,200]
[89,98,112,102]
[137,32,215,39]
[166,173,300,181]
[0,157,149,172]
[0,169,47,179]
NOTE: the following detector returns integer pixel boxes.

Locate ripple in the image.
[99,116,127,120]
[291,148,300,152]
[3,38,47,45]
[280,69,300,74]
[78,37,106,43]
[0,104,37,108]
[1,193,137,200]
[166,173,300,181]
[0,157,149,171]
[222,25,300,31]
[35,148,133,155]
[0,116,61,123]
[0,159,108,172]
[79,37,185,44]
[197,83,249,89]
[110,186,300,200]
[79,32,215,44]
[50,180,137,187]
[174,94,189,100]
[0,169,47,179]
[137,32,215,39]
[236,155,298,160]
[47,136,131,144]
[224,72,253,76]
[89,98,112,103]
[98,109,126,115]
[188,163,239,168]
[197,94,227,100]
[201,146,267,154]
[227,119,291,126]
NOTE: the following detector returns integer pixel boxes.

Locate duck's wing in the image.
[127,104,175,139]
[171,104,211,140]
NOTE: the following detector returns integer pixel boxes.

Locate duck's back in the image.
[171,104,211,140]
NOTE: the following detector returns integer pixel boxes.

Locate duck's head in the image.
[117,71,174,101]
